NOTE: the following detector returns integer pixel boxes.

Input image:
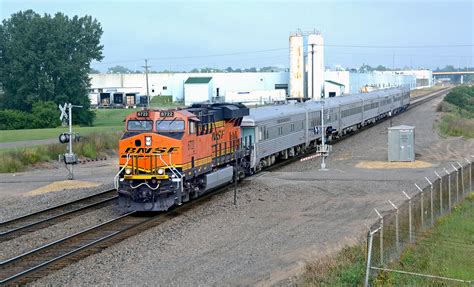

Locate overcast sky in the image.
[1,0,473,72]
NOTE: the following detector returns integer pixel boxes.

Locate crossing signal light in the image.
[59,133,70,144]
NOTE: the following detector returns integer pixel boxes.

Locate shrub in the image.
[31,101,61,128]
[0,101,61,129]
[0,109,31,130]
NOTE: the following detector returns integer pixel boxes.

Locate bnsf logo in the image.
[124,147,179,154]
[212,130,225,141]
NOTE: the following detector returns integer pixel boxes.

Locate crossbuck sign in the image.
[59,103,69,123]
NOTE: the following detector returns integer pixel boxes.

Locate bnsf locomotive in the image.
[117,103,251,211]
[117,87,410,211]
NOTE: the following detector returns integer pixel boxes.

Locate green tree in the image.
[0,10,103,126]
[89,67,101,74]
[107,65,132,74]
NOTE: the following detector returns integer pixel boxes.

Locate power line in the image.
[92,43,473,66]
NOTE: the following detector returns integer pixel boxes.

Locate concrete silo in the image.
[307,33,324,99]
[289,32,304,98]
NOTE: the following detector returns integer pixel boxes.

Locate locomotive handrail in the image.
[114,153,131,190]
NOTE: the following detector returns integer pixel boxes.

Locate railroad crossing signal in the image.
[59,103,68,123]
[58,103,83,180]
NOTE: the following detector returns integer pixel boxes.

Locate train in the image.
[116,87,410,211]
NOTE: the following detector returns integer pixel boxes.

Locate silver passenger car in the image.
[241,87,410,171]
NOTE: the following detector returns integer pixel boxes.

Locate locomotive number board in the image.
[160,111,174,117]
[137,111,149,117]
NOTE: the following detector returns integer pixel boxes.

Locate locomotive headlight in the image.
[125,168,132,175]
[157,168,165,175]
[145,136,152,146]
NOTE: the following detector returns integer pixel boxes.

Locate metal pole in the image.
[444,168,451,210]
[468,158,472,193]
[311,43,314,99]
[143,59,150,108]
[452,164,459,203]
[375,208,383,265]
[402,191,412,243]
[388,200,399,252]
[434,171,442,214]
[457,162,464,196]
[68,103,73,180]
[320,99,327,170]
[425,177,433,226]
[466,158,472,193]
[415,183,424,227]
[364,228,379,287]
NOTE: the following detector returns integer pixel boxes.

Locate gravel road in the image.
[2,95,472,286]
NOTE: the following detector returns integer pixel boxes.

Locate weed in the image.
[303,244,366,286]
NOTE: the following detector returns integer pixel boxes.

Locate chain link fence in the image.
[365,158,473,286]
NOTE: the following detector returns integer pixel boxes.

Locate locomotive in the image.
[117,103,252,211]
[117,87,410,212]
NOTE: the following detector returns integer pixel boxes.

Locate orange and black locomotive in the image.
[117,103,250,211]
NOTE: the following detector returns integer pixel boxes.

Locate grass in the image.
[0,132,121,173]
[302,244,367,286]
[437,102,474,139]
[374,192,474,286]
[0,125,124,144]
[301,193,474,286]
[410,85,447,98]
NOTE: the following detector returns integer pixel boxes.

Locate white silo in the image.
[307,33,324,99]
[289,32,304,98]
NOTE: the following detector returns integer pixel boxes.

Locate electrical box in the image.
[388,125,415,162]
[64,153,78,164]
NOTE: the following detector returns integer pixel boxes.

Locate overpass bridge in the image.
[432,71,474,83]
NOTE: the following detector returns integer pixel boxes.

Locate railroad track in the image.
[0,189,117,243]
[0,186,228,285]
[0,87,451,285]
[409,87,451,107]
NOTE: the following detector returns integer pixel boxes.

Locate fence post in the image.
[452,164,459,203]
[365,229,374,287]
[466,158,472,193]
[425,177,433,226]
[434,171,442,214]
[375,208,384,266]
[457,162,464,196]
[388,200,399,252]
[415,183,424,228]
[444,168,451,211]
[402,191,412,243]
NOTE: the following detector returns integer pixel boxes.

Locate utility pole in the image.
[142,59,151,108]
[311,43,315,99]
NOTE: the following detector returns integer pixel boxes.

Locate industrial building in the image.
[89,31,430,107]
[89,70,421,106]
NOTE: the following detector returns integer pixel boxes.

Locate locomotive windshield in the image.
[127,120,153,131]
[156,119,185,131]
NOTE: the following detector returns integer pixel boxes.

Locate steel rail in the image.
[0,182,232,285]
[0,189,117,242]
